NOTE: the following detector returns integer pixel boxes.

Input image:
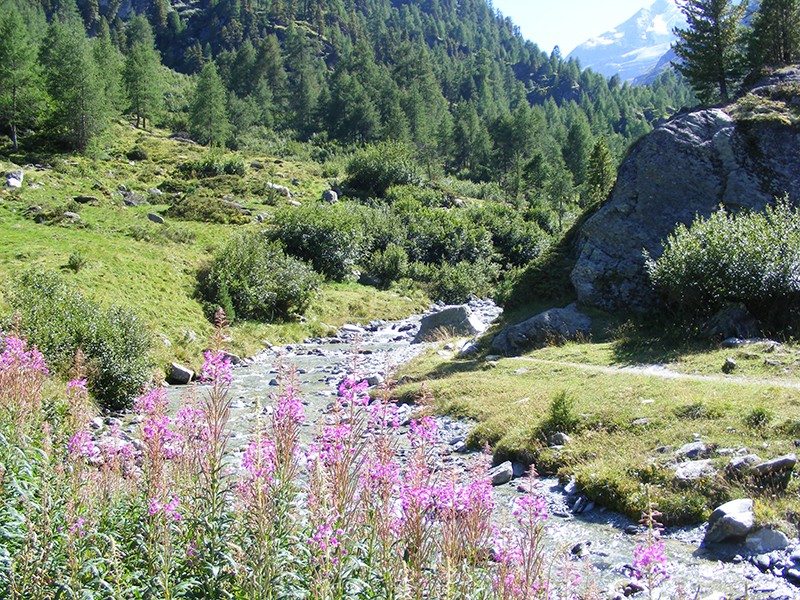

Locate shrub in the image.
[366,243,409,287]
[409,259,499,304]
[66,251,86,272]
[8,271,152,411]
[541,390,580,435]
[467,202,550,267]
[744,406,773,431]
[344,141,421,197]
[126,145,149,161]
[199,232,320,322]
[165,194,250,224]
[645,199,800,329]
[273,203,369,281]
[179,151,247,178]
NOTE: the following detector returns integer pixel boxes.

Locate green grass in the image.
[0,122,428,373]
[396,324,800,530]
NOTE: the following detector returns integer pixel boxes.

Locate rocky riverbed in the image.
[128,300,800,598]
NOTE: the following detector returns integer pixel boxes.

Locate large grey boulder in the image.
[412,305,485,343]
[169,362,194,385]
[571,73,800,312]
[746,528,790,554]
[491,303,591,355]
[322,189,338,203]
[703,498,755,544]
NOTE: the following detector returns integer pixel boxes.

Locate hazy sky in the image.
[491,0,652,55]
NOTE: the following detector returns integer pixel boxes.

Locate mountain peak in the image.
[568,0,685,82]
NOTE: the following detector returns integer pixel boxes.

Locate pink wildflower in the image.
[200,350,232,385]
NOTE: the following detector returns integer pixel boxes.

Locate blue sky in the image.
[491,0,652,55]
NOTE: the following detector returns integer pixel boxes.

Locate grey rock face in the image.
[571,99,800,312]
[413,305,485,343]
[703,303,761,340]
[704,498,755,544]
[490,303,591,355]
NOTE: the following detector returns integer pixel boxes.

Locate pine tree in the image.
[40,12,109,151]
[562,114,593,187]
[585,138,616,206]
[749,0,800,68]
[94,18,124,113]
[189,62,230,146]
[123,15,163,129]
[673,0,747,104]
[0,6,44,151]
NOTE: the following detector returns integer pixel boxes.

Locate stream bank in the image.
[165,300,799,599]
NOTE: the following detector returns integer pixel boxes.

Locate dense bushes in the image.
[8,271,152,411]
[199,231,320,321]
[344,142,421,197]
[273,203,370,281]
[645,199,800,329]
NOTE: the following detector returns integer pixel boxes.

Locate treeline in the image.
[675,0,800,105]
[1,0,695,204]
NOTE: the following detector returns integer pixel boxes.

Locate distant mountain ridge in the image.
[567,0,685,83]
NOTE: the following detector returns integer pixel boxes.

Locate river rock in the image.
[6,170,23,188]
[746,528,791,554]
[674,459,717,481]
[413,305,485,343]
[169,362,194,385]
[703,498,755,544]
[571,72,800,312]
[676,441,712,460]
[490,303,591,355]
[489,461,514,486]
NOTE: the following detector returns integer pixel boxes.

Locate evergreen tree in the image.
[562,114,593,187]
[749,0,800,68]
[585,138,616,206]
[40,12,109,151]
[0,6,43,151]
[189,62,230,146]
[673,0,747,104]
[93,18,124,113]
[123,15,163,129]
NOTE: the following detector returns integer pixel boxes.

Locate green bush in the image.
[165,194,250,224]
[366,243,409,287]
[541,390,580,435]
[199,232,320,322]
[274,203,369,281]
[409,259,499,304]
[645,199,800,329]
[467,203,550,267]
[179,151,247,178]
[9,271,152,411]
[344,141,421,197]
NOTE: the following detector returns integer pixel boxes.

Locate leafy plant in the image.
[199,232,320,322]
[541,390,580,435]
[344,141,421,197]
[8,270,152,411]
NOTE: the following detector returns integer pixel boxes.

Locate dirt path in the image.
[509,356,800,390]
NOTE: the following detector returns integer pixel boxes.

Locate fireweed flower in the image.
[241,437,277,482]
[200,350,232,385]
[70,517,87,537]
[149,496,182,520]
[337,377,370,406]
[409,415,438,447]
[512,494,549,525]
[0,334,49,375]
[633,539,669,585]
[273,386,305,426]
[68,429,99,460]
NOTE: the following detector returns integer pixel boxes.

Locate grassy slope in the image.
[0,122,427,371]
[396,318,800,531]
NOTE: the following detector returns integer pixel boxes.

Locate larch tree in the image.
[0,6,43,151]
[123,15,163,129]
[673,0,748,104]
[749,0,800,68]
[189,62,230,146]
[585,138,616,206]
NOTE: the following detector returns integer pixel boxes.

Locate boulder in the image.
[703,303,761,340]
[413,305,485,343]
[147,213,164,224]
[322,189,338,203]
[725,454,762,477]
[703,498,755,544]
[676,441,712,460]
[168,362,193,385]
[6,170,23,188]
[752,454,796,487]
[489,461,514,486]
[571,77,800,312]
[746,528,790,554]
[674,459,717,481]
[490,303,591,355]
[74,195,99,204]
[265,182,290,197]
[62,211,81,222]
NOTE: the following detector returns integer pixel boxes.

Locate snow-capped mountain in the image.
[567,0,685,82]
